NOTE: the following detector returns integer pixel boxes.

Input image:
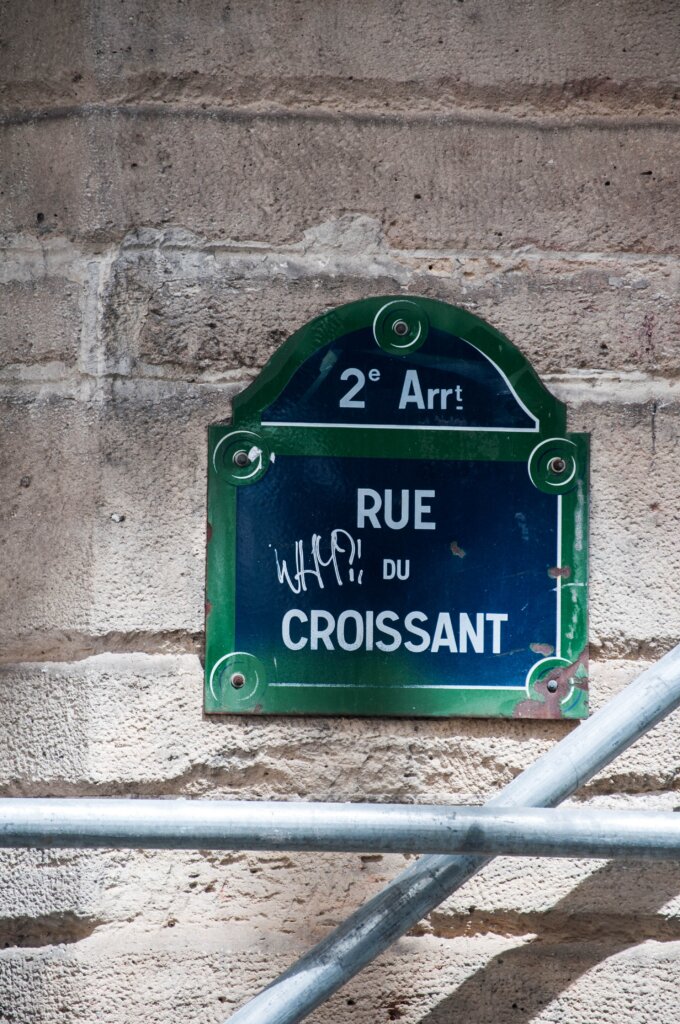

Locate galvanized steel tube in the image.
[1,799,680,860]
[226,643,680,1024]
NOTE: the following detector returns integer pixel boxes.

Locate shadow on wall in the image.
[421,859,680,1024]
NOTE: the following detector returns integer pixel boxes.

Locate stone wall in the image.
[1,2,680,1021]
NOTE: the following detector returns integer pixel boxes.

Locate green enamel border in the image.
[205,297,588,720]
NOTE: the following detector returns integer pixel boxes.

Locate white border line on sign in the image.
[222,454,564,699]
[261,422,539,432]
[556,493,563,659]
[269,682,525,690]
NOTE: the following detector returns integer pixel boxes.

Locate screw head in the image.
[230,672,246,689]
[546,680,558,693]
[392,319,409,337]
[232,450,250,468]
[548,456,567,475]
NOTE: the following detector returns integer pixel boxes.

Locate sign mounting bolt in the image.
[548,457,567,475]
[233,450,250,468]
[230,672,246,689]
[392,319,409,337]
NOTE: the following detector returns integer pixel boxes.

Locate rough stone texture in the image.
[2,931,680,1023]
[4,221,678,385]
[0,655,675,801]
[3,113,680,252]
[0,280,78,373]
[94,224,680,379]
[1,2,680,1021]
[2,0,679,113]
[3,794,680,951]
[0,381,234,654]
[0,930,678,1023]
[568,393,680,654]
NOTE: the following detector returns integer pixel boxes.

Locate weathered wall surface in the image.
[1,1,680,1021]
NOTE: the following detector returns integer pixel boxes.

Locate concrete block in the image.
[2,379,680,652]
[98,229,680,380]
[0,848,100,932]
[0,928,679,1024]
[565,392,680,652]
[0,280,79,374]
[0,844,413,951]
[2,113,679,252]
[0,654,674,801]
[0,382,234,654]
[0,386,100,649]
[0,236,99,379]
[2,0,679,111]
[418,254,680,378]
[0,652,552,798]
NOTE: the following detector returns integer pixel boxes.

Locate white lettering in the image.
[275,530,361,593]
[357,489,382,529]
[414,490,436,530]
[486,613,509,654]
[398,371,462,411]
[280,610,510,655]
[375,610,401,652]
[404,611,430,653]
[399,369,425,409]
[384,489,409,530]
[459,612,485,653]
[383,558,396,580]
[431,612,458,652]
[359,489,436,530]
[365,609,374,651]
[339,368,366,408]
[282,609,308,650]
[336,610,364,651]
[310,610,335,650]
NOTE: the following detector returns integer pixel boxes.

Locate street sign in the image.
[205,298,588,719]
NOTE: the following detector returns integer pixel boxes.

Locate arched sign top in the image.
[233,298,565,436]
[206,297,588,721]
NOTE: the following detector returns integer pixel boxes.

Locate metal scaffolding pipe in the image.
[2,799,680,861]
[226,643,680,1024]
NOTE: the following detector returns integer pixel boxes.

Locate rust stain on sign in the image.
[512,648,589,720]
[449,541,466,558]
[548,565,571,579]
[530,642,555,656]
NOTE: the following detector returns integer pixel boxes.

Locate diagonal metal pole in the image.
[226,643,680,1024]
